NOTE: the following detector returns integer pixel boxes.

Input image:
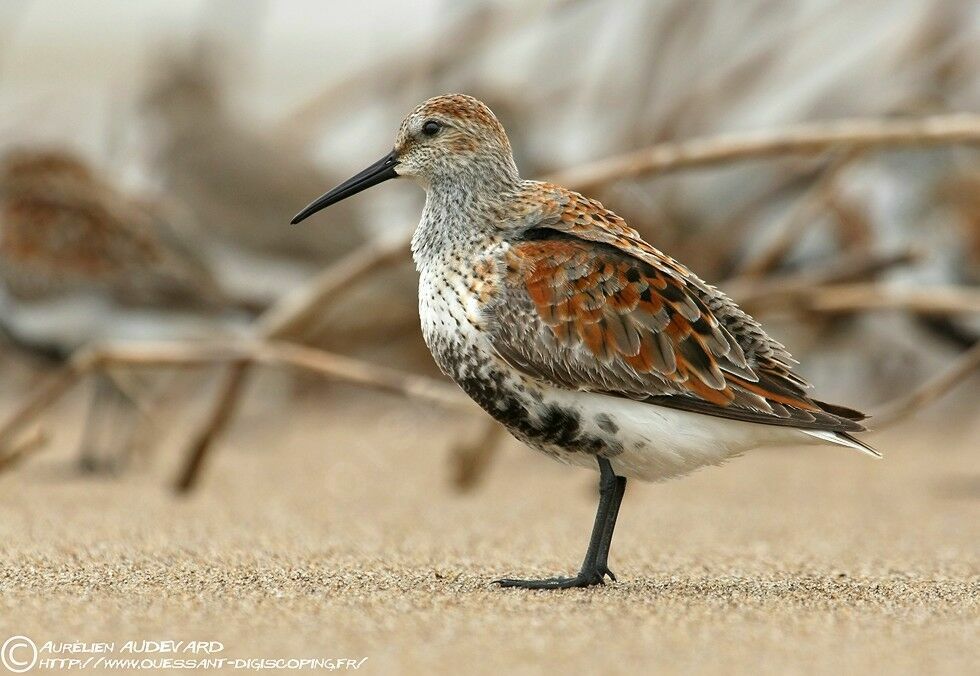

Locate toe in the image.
[492,574,605,590]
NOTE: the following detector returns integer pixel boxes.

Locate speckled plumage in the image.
[395,95,877,483]
[293,94,879,588]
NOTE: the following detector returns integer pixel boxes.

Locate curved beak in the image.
[291,150,399,224]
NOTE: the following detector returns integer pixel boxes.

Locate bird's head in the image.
[292,94,519,224]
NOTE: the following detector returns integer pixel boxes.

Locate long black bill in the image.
[290,150,399,224]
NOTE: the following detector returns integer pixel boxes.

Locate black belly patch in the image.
[450,356,622,458]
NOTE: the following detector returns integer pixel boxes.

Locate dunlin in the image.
[0,150,225,318]
[292,94,879,590]
[0,150,240,471]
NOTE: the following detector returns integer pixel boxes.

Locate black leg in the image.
[494,457,627,590]
[595,475,627,581]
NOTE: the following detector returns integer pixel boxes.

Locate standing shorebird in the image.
[292,94,880,590]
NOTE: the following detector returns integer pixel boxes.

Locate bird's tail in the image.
[801,429,882,458]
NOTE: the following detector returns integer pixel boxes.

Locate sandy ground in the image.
[0,368,977,675]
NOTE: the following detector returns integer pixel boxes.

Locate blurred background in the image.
[1,0,976,483]
[0,1,978,673]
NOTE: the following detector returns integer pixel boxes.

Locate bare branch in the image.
[75,340,473,409]
[174,360,249,492]
[0,339,473,473]
[258,341,471,409]
[874,340,980,427]
[740,283,980,316]
[0,426,47,472]
[257,234,409,340]
[174,233,412,491]
[0,359,89,452]
[548,113,980,192]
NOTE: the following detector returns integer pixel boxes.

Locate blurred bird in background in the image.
[0,149,254,471]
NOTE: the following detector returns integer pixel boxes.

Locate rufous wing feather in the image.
[489,183,867,434]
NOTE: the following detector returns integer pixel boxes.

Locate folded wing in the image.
[488,183,867,434]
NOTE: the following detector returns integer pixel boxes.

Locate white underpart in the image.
[537,388,837,481]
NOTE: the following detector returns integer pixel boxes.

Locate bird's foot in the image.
[492,569,607,590]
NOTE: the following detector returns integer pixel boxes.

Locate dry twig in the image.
[0,426,47,472]
[0,340,473,475]
[745,283,980,316]
[0,366,83,454]
[873,340,980,427]
[174,360,249,491]
[549,113,980,191]
[256,235,409,340]
[174,234,410,491]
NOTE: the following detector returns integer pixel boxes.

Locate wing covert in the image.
[487,183,866,433]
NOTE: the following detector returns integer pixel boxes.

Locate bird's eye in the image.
[421,120,442,136]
